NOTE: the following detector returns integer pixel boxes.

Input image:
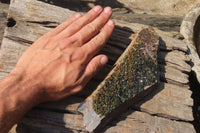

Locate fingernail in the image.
[104,7,112,14]
[75,13,81,18]
[100,56,108,65]
[93,5,102,12]
[108,20,114,26]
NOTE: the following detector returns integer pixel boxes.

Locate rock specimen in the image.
[77,28,160,132]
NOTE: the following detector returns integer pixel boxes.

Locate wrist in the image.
[0,70,45,132]
[1,70,43,110]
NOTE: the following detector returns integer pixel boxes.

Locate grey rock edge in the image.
[180,3,200,83]
[77,84,158,132]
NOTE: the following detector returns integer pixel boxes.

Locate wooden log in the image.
[17,109,86,132]
[180,3,200,83]
[134,83,193,121]
[1,0,195,132]
[158,34,188,52]
[104,111,195,133]
[37,96,84,114]
[18,108,196,133]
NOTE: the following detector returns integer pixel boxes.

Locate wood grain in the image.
[2,0,195,132]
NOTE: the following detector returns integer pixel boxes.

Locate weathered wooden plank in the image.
[21,109,85,132]
[1,0,194,132]
[160,66,189,85]
[37,82,193,122]
[18,108,195,133]
[149,83,192,106]
[104,111,195,133]
[135,95,193,121]
[158,34,188,52]
[0,38,29,72]
[132,82,193,121]
[0,71,9,81]
[37,96,84,113]
[159,62,191,74]
[37,82,193,111]
[159,50,190,65]
[113,19,189,52]
[17,124,85,133]
[9,0,74,22]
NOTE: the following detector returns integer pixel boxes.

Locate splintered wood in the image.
[77,28,160,132]
[2,0,195,133]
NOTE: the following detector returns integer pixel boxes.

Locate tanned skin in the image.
[0,6,115,133]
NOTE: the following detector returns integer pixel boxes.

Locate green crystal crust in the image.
[92,28,159,116]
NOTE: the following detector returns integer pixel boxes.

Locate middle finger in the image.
[67,7,112,48]
[54,6,103,41]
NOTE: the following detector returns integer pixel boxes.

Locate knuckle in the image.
[65,38,73,46]
[76,32,83,44]
[74,20,84,28]
[64,48,86,64]
[59,39,73,50]
[89,61,101,77]
[89,35,105,50]
[86,24,98,33]
[42,37,54,49]
[95,35,107,49]
[74,85,83,93]
[89,9,98,17]
[96,35,104,44]
[88,40,96,49]
[65,51,74,64]
[72,49,86,61]
[40,35,51,44]
[101,14,109,21]
[92,62,99,72]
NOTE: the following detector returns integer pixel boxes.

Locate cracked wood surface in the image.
[2,0,195,132]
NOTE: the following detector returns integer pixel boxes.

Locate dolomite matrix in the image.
[78,28,160,132]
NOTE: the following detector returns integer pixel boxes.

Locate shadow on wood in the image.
[189,71,200,132]
[77,25,134,97]
[37,0,132,12]
[0,0,10,4]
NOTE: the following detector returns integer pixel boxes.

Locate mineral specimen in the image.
[77,28,160,132]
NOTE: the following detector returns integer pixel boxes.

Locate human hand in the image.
[11,6,115,103]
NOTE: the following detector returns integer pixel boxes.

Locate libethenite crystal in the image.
[92,28,159,116]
